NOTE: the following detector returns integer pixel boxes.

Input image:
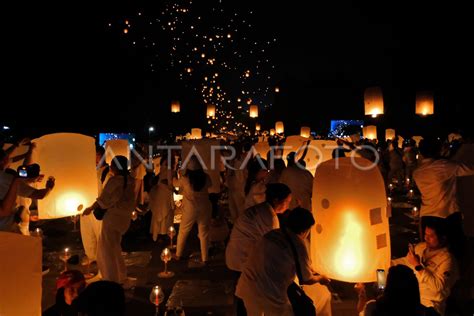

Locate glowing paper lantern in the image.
[385,129,396,141]
[33,133,98,219]
[249,105,258,118]
[275,121,284,134]
[207,104,216,118]
[105,139,130,165]
[255,123,261,131]
[171,100,181,113]
[412,136,423,146]
[300,127,311,138]
[364,87,384,117]
[311,157,391,282]
[0,232,42,315]
[190,128,202,140]
[253,141,270,159]
[269,129,276,136]
[416,91,434,116]
[363,125,377,140]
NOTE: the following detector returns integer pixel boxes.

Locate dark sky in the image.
[2,0,473,139]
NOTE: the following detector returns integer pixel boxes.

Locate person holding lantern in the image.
[82,155,136,287]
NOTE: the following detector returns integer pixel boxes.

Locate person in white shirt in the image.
[149,178,174,241]
[392,218,458,315]
[243,158,269,211]
[279,152,313,211]
[413,137,474,258]
[82,156,136,285]
[236,207,330,316]
[225,147,249,222]
[80,145,108,266]
[173,156,212,263]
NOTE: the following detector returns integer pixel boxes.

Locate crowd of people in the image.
[1,130,473,316]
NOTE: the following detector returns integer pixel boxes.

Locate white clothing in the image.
[413,158,474,218]
[131,164,147,206]
[236,229,313,314]
[243,180,266,211]
[225,202,279,272]
[392,242,458,315]
[173,174,212,262]
[96,175,135,283]
[226,157,248,221]
[80,214,102,261]
[149,182,174,241]
[279,165,313,210]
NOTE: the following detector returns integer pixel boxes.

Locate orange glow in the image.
[334,213,364,277]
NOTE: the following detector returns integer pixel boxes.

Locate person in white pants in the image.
[173,156,212,263]
[82,156,135,284]
[80,146,109,265]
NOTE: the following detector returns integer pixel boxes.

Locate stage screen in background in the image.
[99,133,135,148]
[329,120,364,138]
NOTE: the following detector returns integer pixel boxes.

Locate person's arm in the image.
[415,255,456,302]
[82,176,121,215]
[0,178,20,217]
[300,274,330,286]
[28,177,55,199]
[452,161,474,177]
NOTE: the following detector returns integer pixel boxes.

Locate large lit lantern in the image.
[300,126,311,138]
[105,139,130,165]
[253,141,270,160]
[181,139,221,194]
[207,104,216,118]
[2,143,29,170]
[171,100,181,113]
[0,232,42,315]
[33,133,98,219]
[311,157,391,282]
[363,125,377,140]
[249,105,259,118]
[385,129,396,141]
[275,121,284,134]
[364,87,384,117]
[416,91,434,116]
[190,128,202,140]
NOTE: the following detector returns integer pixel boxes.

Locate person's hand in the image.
[354,283,366,296]
[82,207,93,216]
[318,275,331,286]
[46,177,55,190]
[407,247,421,267]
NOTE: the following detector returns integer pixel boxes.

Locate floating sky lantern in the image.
[275,121,284,134]
[364,87,384,118]
[249,105,258,118]
[269,129,275,136]
[311,157,391,282]
[33,133,98,219]
[300,126,311,138]
[190,128,202,140]
[171,100,181,113]
[363,125,377,140]
[207,104,216,118]
[0,232,42,315]
[385,129,396,141]
[416,91,434,116]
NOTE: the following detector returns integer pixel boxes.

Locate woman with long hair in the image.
[173,155,212,264]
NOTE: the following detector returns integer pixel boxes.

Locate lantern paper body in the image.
[398,136,405,149]
[105,139,130,165]
[385,129,396,141]
[255,123,261,131]
[191,128,202,140]
[0,232,42,316]
[2,143,29,170]
[364,87,384,117]
[34,133,98,219]
[311,157,391,282]
[270,129,276,136]
[283,137,337,176]
[416,91,434,116]
[207,104,216,118]
[275,121,284,134]
[363,125,377,140]
[250,105,259,118]
[300,127,311,138]
[171,100,181,113]
[181,139,221,194]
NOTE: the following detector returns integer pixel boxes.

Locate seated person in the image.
[43,270,86,316]
[392,218,458,316]
[357,264,440,316]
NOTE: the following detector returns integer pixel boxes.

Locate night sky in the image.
[3,0,473,140]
